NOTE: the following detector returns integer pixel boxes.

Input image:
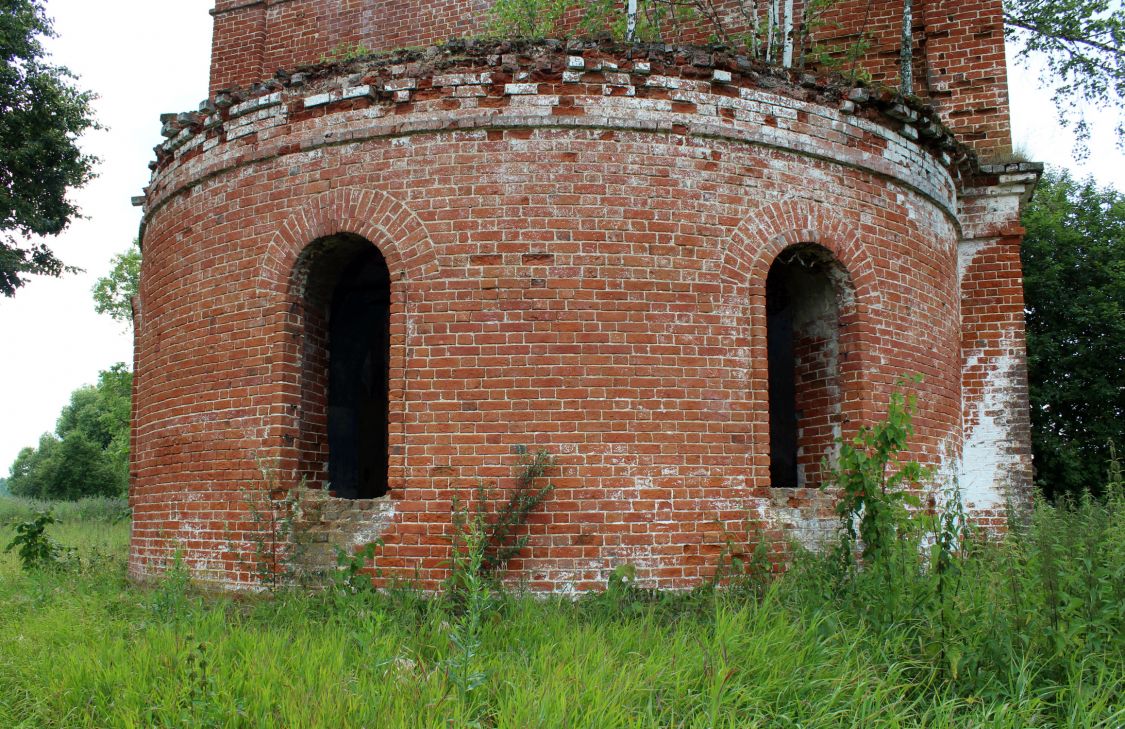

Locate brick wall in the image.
[209,1,267,93]
[208,0,1012,157]
[209,0,491,94]
[130,44,999,590]
[957,165,1038,528]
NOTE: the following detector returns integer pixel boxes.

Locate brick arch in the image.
[719,197,878,304]
[258,188,438,489]
[721,199,882,487]
[262,187,439,287]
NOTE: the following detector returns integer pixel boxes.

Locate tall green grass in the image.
[774,490,1125,727]
[0,495,129,525]
[0,489,1121,728]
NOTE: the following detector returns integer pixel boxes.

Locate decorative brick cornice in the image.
[142,41,964,228]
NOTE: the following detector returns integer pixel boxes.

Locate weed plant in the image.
[237,467,312,590]
[4,511,64,570]
[319,41,372,64]
[483,0,873,80]
[487,0,574,38]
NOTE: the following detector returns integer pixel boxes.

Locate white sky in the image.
[0,1,213,470]
[1,3,1124,471]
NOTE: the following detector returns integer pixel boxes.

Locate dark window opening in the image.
[302,235,391,499]
[766,245,844,489]
[767,262,799,488]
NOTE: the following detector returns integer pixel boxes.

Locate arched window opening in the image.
[766,245,847,489]
[299,234,391,499]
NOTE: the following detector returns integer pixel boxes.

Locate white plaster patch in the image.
[351,501,396,545]
[957,239,990,283]
[960,351,1015,510]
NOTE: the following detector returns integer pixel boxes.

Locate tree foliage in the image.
[6,364,131,500]
[487,0,574,37]
[1003,0,1125,154]
[1022,170,1125,499]
[92,240,140,325]
[0,0,98,297]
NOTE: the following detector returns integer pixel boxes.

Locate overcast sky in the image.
[1,2,1124,471]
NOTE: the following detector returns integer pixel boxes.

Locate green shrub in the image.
[487,0,575,38]
[826,387,931,575]
[443,448,555,595]
[4,511,64,570]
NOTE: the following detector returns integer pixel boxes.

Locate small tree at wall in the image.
[92,240,141,328]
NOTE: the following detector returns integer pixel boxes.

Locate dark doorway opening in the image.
[302,235,391,499]
[766,245,845,489]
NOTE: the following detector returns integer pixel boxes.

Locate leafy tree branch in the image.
[1004,0,1125,154]
[0,0,98,297]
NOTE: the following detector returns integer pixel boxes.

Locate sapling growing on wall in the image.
[826,387,931,573]
[488,0,575,38]
[487,0,848,69]
[237,464,313,590]
[444,449,556,596]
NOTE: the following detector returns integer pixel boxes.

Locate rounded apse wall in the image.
[131,42,963,591]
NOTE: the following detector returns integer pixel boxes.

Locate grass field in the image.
[0,494,1121,728]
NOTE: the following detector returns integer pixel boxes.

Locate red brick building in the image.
[130,1,1038,590]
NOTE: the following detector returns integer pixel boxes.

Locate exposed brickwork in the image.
[917,0,1012,158]
[786,0,1012,156]
[132,23,1035,591]
[792,320,844,487]
[208,0,1013,157]
[209,0,490,95]
[957,165,1038,527]
[209,2,267,94]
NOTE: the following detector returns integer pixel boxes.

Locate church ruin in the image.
[129,0,1039,590]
